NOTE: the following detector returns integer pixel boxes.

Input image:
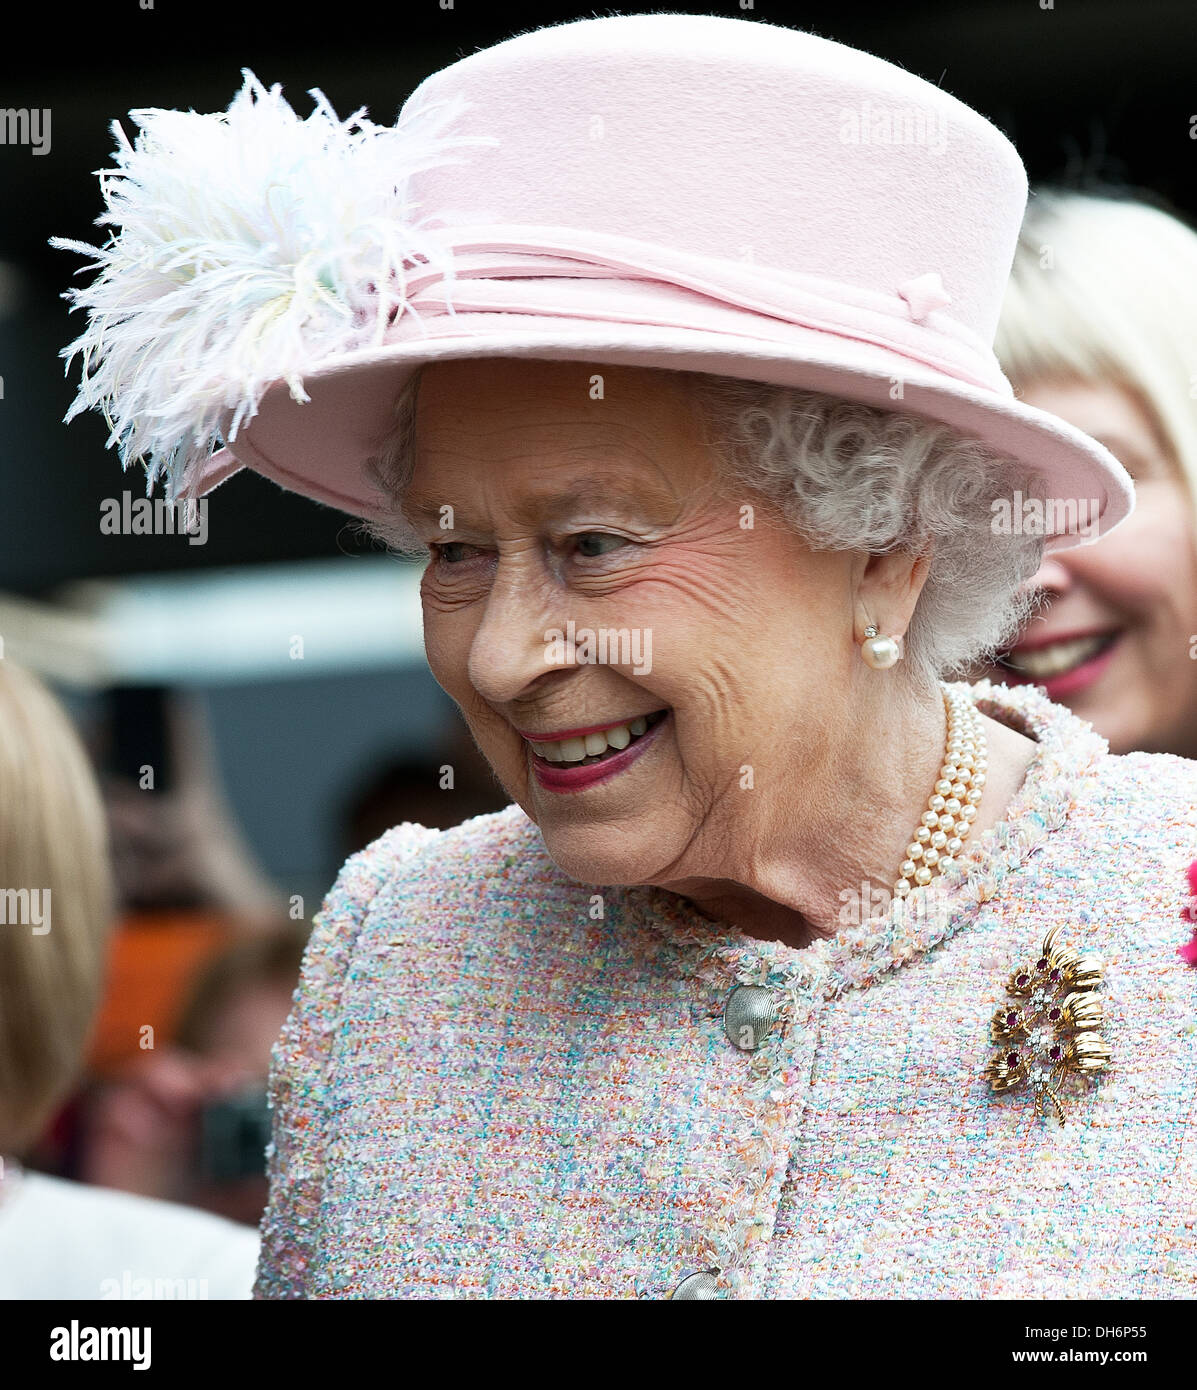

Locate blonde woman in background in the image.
[0,661,259,1299]
[985,189,1197,758]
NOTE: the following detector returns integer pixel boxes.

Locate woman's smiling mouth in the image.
[997,629,1122,699]
[521,709,670,791]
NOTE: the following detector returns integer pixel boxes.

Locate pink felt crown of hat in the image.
[53,12,1133,547]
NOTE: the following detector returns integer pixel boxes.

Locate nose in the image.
[1021,553,1073,599]
[467,562,565,706]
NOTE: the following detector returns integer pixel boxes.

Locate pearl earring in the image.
[861,624,901,670]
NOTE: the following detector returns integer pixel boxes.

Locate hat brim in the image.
[196,315,1133,551]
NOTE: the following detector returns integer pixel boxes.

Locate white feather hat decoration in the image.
[51,71,495,503]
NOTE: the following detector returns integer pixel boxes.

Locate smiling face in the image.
[989,378,1197,757]
[403,357,889,888]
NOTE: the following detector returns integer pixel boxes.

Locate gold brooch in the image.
[984,925,1111,1123]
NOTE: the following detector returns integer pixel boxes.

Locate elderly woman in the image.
[983,190,1197,759]
[53,14,1197,1299]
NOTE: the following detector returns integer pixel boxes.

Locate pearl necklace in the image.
[893,683,987,900]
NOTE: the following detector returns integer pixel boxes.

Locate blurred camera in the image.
[196,1087,271,1183]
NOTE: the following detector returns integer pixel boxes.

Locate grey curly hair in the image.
[356,365,1044,687]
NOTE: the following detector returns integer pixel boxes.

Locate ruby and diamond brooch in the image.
[984,925,1111,1123]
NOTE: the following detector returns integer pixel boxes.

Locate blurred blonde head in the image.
[996,189,1197,522]
[0,662,115,1155]
[986,190,1197,758]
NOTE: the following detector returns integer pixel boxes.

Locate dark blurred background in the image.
[0,0,1194,1221]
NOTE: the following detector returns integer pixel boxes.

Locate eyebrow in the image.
[402,474,681,528]
[1090,434,1157,472]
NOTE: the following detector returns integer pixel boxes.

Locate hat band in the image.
[393,225,1008,395]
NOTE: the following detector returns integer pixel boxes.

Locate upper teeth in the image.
[530,715,650,762]
[1006,635,1109,679]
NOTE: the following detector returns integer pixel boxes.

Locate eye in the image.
[573,531,628,558]
[431,541,484,565]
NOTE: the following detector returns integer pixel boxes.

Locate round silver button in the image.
[723,984,779,1051]
[670,1269,720,1299]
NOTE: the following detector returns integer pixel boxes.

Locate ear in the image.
[852,548,933,645]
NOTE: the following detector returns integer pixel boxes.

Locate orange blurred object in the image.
[85,911,236,1079]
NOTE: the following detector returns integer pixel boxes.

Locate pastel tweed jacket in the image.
[254,681,1197,1299]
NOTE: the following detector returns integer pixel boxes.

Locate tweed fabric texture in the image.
[254,681,1197,1299]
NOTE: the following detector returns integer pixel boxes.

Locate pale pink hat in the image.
[54,12,1133,548]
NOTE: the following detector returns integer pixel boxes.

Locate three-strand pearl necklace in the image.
[893,684,988,900]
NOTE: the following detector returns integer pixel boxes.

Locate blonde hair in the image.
[996,189,1197,525]
[0,662,115,1155]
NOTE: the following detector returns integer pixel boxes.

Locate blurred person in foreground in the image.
[0,661,259,1298]
[984,189,1197,758]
